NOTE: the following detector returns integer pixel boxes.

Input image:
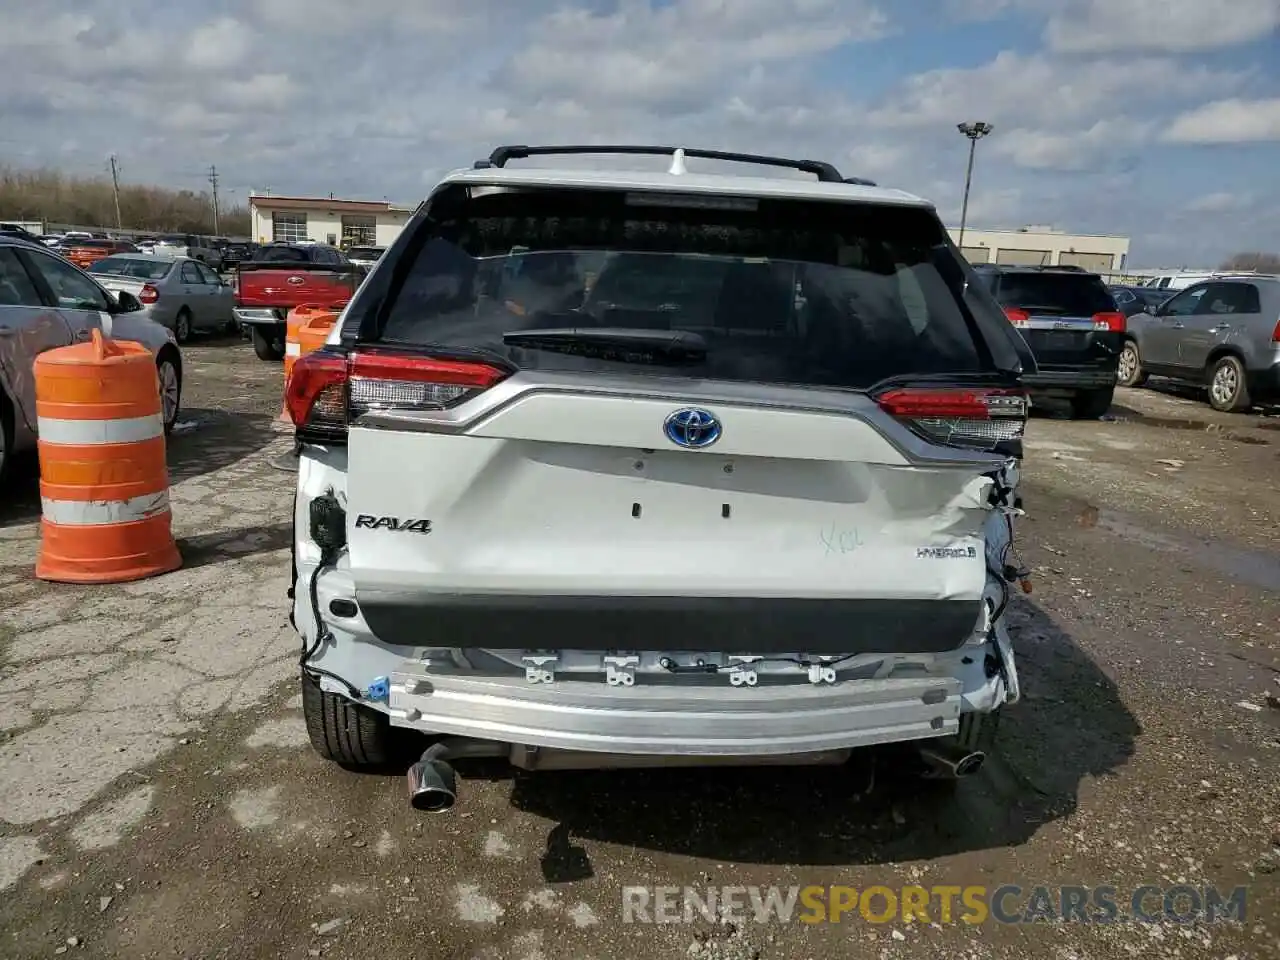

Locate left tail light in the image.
[875,386,1028,452]
[285,347,511,444]
[1092,311,1126,333]
[139,284,159,304]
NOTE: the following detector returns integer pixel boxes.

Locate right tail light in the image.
[1270,317,1280,343]
[285,347,512,443]
[875,386,1028,452]
[1092,311,1126,333]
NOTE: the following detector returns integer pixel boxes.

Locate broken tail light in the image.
[285,347,511,443]
[875,386,1028,452]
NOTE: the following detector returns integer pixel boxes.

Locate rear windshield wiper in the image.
[502,327,708,365]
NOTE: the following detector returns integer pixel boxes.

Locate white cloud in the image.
[0,0,1276,269]
[1185,192,1251,213]
[988,118,1154,170]
[185,18,253,71]
[1044,0,1280,53]
[1164,98,1280,143]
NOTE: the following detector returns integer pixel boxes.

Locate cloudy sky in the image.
[2,0,1279,267]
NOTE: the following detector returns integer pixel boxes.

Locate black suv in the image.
[972,264,1125,418]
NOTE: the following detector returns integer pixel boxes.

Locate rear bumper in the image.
[357,593,984,656]
[386,668,974,755]
[1247,362,1280,400]
[233,307,286,327]
[1023,365,1118,391]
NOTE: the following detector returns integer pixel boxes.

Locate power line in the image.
[208,164,220,235]
[109,155,122,230]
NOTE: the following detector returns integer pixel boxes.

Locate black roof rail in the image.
[476,145,845,183]
[843,176,878,186]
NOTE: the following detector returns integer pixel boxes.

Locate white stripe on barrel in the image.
[40,491,171,525]
[36,413,165,446]
[286,342,302,357]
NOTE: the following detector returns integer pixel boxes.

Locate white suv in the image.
[284,145,1035,811]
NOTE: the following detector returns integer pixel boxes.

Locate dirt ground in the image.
[1,337,1278,960]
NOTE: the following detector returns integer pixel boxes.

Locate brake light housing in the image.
[286,347,512,443]
[1003,307,1029,326]
[139,284,159,304]
[1270,317,1280,343]
[1092,311,1126,333]
[875,386,1028,452]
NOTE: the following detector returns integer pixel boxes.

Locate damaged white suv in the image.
[285,145,1035,811]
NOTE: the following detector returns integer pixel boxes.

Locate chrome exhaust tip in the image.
[407,756,458,812]
[917,741,986,780]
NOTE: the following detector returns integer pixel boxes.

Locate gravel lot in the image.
[1,337,1278,959]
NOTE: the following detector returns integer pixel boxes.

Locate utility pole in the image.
[208,165,220,235]
[955,121,993,251]
[109,155,123,231]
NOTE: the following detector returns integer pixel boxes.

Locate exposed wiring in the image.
[301,558,364,701]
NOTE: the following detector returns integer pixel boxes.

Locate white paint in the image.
[229,786,283,829]
[522,889,559,913]
[70,784,156,851]
[375,830,395,857]
[568,902,599,927]
[36,413,164,445]
[455,883,504,923]
[483,830,514,858]
[41,491,170,526]
[0,835,45,891]
[328,883,368,897]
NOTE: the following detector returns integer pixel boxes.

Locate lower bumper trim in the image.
[358,593,982,655]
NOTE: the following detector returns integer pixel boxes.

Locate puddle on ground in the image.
[1080,507,1280,592]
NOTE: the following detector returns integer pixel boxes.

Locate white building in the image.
[947,224,1130,275]
[247,192,416,247]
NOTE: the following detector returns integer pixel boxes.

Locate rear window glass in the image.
[253,246,313,262]
[370,187,995,389]
[348,247,384,259]
[994,273,1115,315]
[87,256,172,280]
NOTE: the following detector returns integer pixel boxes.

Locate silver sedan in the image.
[88,254,235,343]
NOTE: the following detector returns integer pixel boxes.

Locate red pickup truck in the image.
[233,243,362,359]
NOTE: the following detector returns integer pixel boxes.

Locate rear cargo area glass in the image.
[373,187,996,390]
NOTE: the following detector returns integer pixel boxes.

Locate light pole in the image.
[956,121,993,250]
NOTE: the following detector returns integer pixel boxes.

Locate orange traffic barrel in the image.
[34,329,181,584]
[279,304,343,424]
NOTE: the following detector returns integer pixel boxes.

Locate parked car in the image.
[971,263,1125,418]
[0,236,183,482]
[284,144,1034,803]
[151,234,223,271]
[0,223,43,245]
[1118,275,1280,412]
[59,238,139,270]
[234,243,360,360]
[1108,284,1170,318]
[88,254,235,343]
[344,245,385,272]
[218,241,257,273]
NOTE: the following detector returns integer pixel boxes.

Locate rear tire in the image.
[251,325,285,361]
[1117,340,1147,387]
[1070,385,1115,419]
[174,308,193,344]
[1207,354,1251,412]
[301,670,397,769]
